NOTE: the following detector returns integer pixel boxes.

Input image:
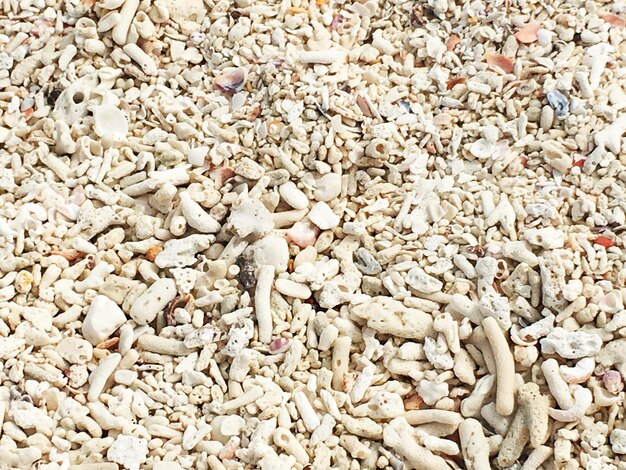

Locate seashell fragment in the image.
[93,105,129,139]
[468,138,494,160]
[593,236,614,248]
[540,328,602,359]
[560,358,595,384]
[598,291,623,314]
[446,34,460,51]
[214,68,247,94]
[485,53,514,73]
[514,22,542,43]
[602,13,626,29]
[356,94,374,117]
[447,77,466,90]
[405,267,443,294]
[545,90,569,118]
[269,337,290,354]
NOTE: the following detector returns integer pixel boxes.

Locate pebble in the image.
[82,295,127,345]
[354,248,383,275]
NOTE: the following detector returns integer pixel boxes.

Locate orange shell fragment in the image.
[485,53,514,73]
[446,34,461,51]
[447,77,467,90]
[514,22,542,43]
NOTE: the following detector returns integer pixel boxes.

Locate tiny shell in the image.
[331,14,343,31]
[214,68,247,94]
[514,22,541,43]
[485,53,514,73]
[213,167,236,185]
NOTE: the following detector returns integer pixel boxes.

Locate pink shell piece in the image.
[485,53,514,73]
[514,22,542,43]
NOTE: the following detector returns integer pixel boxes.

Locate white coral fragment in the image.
[548,386,593,423]
[540,328,602,359]
[179,192,221,233]
[405,266,443,294]
[107,435,149,470]
[228,198,274,238]
[350,297,434,340]
[155,234,214,268]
